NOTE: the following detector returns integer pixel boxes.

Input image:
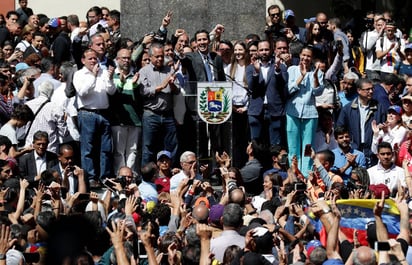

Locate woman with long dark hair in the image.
[286,46,324,176]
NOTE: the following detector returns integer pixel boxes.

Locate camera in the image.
[279,154,288,166]
[28,77,36,82]
[331,40,343,53]
[146,31,164,42]
[364,17,374,31]
[115,176,127,189]
[279,28,288,35]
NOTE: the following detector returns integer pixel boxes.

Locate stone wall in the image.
[121,0,265,43]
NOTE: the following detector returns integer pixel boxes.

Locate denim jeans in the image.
[141,110,177,166]
[248,111,284,146]
[78,110,113,181]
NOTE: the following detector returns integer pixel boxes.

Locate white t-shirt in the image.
[376,36,405,74]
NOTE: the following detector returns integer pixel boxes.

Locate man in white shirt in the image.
[361,13,385,81]
[169,151,197,192]
[367,141,406,195]
[375,21,405,79]
[73,49,116,189]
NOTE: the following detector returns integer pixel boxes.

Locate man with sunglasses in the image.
[169,151,197,192]
[316,12,334,43]
[155,150,172,193]
[264,5,286,44]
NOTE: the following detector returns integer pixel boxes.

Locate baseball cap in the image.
[402,95,412,102]
[387,105,401,115]
[157,150,171,160]
[284,9,295,20]
[306,239,323,257]
[48,17,60,28]
[15,62,29,72]
[368,184,390,198]
[304,17,316,24]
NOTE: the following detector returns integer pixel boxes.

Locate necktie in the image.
[204,55,213,82]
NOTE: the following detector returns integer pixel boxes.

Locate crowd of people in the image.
[0,0,411,264]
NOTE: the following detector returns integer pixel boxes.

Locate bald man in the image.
[192,204,209,224]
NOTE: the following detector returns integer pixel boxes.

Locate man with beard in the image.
[246,39,288,146]
[110,48,141,173]
[331,126,366,181]
[338,71,359,107]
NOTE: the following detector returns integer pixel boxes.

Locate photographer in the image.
[361,13,385,81]
[105,166,138,195]
[327,18,350,73]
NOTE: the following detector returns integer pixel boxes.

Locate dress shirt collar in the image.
[199,51,210,61]
[34,151,45,160]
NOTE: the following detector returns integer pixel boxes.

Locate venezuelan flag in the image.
[314,199,400,246]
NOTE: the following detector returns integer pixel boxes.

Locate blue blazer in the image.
[336,97,387,152]
[246,62,288,117]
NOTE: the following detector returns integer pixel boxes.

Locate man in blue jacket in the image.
[336,78,387,167]
[246,39,288,146]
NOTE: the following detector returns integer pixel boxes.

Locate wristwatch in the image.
[322,208,331,215]
[0,253,5,260]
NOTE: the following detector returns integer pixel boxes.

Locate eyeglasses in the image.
[185,160,196,164]
[359,87,374,91]
[406,84,412,86]
[120,175,133,178]
[270,13,281,18]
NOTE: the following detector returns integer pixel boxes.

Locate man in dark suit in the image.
[180,29,227,160]
[51,144,87,194]
[246,39,288,147]
[19,130,58,185]
[23,31,45,60]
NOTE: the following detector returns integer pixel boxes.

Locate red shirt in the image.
[155,176,170,193]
